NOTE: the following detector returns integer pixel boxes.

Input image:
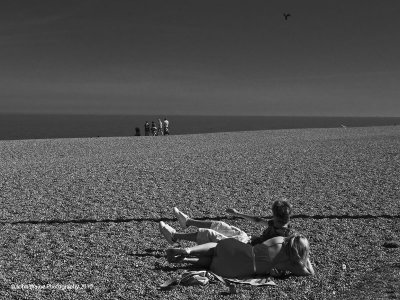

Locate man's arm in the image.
[226,208,270,226]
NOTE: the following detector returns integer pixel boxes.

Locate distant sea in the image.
[0,114,399,140]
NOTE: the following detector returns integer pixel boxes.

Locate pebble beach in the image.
[1,126,399,299]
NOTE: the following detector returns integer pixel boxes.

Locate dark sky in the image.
[1,0,400,116]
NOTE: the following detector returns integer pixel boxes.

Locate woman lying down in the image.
[165,235,315,278]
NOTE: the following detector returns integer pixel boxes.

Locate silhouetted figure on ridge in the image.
[135,127,141,136]
[163,117,169,135]
[144,121,150,136]
[151,121,158,136]
[158,118,164,136]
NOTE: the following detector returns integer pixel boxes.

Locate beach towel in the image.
[160,270,276,294]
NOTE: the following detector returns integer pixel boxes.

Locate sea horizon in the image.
[0,113,399,140]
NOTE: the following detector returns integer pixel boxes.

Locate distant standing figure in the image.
[144,121,150,136]
[158,119,163,136]
[135,127,141,136]
[151,121,158,136]
[163,117,169,135]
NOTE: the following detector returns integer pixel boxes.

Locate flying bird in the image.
[283,13,291,20]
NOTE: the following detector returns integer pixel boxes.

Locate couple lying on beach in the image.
[159,200,314,278]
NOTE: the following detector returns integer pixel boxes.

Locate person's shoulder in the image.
[262,236,285,247]
[271,236,285,243]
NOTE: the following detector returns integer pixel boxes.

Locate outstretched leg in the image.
[174,207,249,244]
[167,242,217,257]
[174,207,213,229]
[160,221,200,244]
[169,208,249,245]
[186,219,213,229]
[173,232,198,242]
[181,257,212,267]
[185,242,218,256]
[166,242,217,267]
[160,221,225,245]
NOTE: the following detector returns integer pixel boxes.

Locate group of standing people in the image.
[144,118,169,136]
[135,117,169,136]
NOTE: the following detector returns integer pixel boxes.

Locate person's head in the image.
[284,234,310,265]
[272,199,292,227]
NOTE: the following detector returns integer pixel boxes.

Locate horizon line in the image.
[1,113,400,118]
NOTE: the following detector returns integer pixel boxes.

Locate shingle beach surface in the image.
[1,126,399,299]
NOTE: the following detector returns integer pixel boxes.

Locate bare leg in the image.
[185,242,217,256]
[186,219,213,229]
[174,232,198,242]
[166,243,217,265]
[174,229,225,244]
[160,222,211,244]
[167,242,217,257]
[182,257,213,267]
[174,207,215,229]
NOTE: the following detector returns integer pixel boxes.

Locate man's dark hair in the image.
[272,199,292,224]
